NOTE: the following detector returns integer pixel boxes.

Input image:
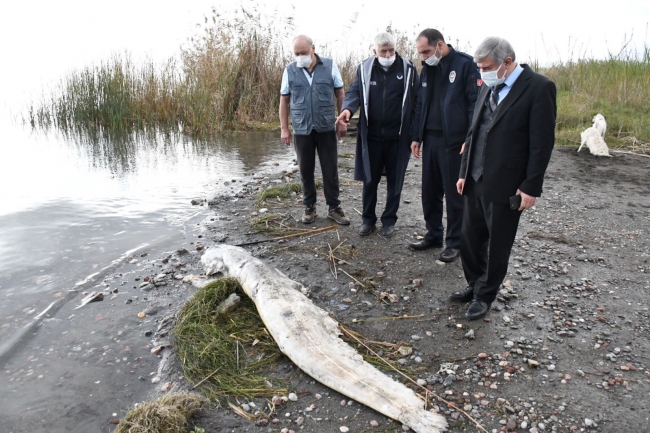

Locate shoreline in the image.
[2,140,649,432]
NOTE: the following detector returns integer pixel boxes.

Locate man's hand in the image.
[336,121,348,139]
[281,127,292,146]
[410,141,421,158]
[460,142,466,155]
[335,110,351,126]
[457,178,465,195]
[516,189,537,211]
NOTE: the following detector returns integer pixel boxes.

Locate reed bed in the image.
[174,278,286,400]
[541,45,650,150]
[26,3,650,151]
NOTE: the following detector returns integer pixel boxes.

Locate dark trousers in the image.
[460,177,522,304]
[294,130,340,208]
[421,131,464,248]
[362,139,400,227]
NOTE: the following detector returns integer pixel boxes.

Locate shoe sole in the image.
[302,215,316,224]
[466,310,489,320]
[438,255,460,263]
[381,230,395,238]
[448,295,473,303]
[359,227,376,236]
[408,244,443,251]
[327,215,350,225]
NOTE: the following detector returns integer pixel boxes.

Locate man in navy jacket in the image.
[410,29,479,262]
[336,32,419,238]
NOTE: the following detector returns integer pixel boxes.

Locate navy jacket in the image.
[412,46,479,149]
[342,54,419,185]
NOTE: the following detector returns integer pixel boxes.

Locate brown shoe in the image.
[302,204,317,224]
[327,206,350,225]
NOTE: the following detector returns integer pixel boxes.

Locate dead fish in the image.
[214,292,241,317]
[201,245,447,433]
[75,291,104,309]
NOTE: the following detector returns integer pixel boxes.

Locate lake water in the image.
[0,122,293,348]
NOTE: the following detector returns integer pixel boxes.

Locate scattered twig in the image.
[235,225,337,246]
[339,326,488,433]
[340,269,365,288]
[610,149,650,158]
[192,367,222,389]
[353,207,362,215]
[350,314,426,323]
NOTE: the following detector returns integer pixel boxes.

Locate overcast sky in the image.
[1,0,648,111]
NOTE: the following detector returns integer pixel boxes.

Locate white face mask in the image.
[295,55,312,68]
[424,45,441,66]
[377,55,396,67]
[480,62,506,87]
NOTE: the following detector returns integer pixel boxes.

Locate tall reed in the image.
[541,44,650,147]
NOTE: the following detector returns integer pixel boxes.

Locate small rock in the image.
[411,335,422,341]
[585,418,595,427]
[413,279,422,286]
[370,420,379,428]
[242,403,251,412]
[527,359,540,367]
[340,427,349,432]
[295,416,304,425]
[547,364,556,371]
[506,418,516,430]
[465,329,475,339]
[478,353,488,359]
[151,376,160,384]
[161,382,172,392]
[288,392,298,401]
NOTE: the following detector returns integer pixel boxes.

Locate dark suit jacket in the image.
[459,64,557,203]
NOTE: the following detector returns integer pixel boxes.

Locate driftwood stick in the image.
[235,225,337,246]
[610,149,650,158]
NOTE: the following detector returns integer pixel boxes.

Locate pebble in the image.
[520,421,528,429]
[506,419,516,430]
[527,359,540,367]
[411,335,422,341]
[465,329,475,339]
[478,353,488,359]
[547,364,556,371]
[340,427,349,432]
[288,392,298,401]
[370,420,379,428]
[138,312,146,319]
[585,418,594,427]
[295,416,304,425]
[242,403,250,412]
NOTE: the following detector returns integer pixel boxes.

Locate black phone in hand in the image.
[509,194,522,210]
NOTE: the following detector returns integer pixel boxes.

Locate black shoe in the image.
[302,204,317,224]
[466,300,491,320]
[439,247,460,262]
[449,286,474,303]
[380,225,395,238]
[358,224,376,236]
[408,238,443,251]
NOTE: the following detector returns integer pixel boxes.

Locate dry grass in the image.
[114,392,207,433]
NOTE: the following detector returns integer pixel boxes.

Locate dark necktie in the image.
[488,83,506,111]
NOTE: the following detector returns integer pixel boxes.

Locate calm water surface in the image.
[0,121,293,346]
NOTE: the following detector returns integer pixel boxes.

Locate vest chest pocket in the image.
[291,86,306,105]
[315,79,333,102]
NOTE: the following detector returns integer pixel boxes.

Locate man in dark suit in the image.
[452,37,556,320]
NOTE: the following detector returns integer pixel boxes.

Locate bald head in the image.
[292,34,315,56]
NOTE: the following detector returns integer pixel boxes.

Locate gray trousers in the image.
[294,130,340,208]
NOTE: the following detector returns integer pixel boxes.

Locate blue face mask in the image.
[480,62,506,87]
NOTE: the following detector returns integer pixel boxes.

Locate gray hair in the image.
[293,34,314,46]
[474,37,516,63]
[374,32,395,49]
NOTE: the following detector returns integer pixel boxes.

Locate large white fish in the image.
[201,245,447,433]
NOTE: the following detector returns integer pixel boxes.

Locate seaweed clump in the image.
[174,278,285,400]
